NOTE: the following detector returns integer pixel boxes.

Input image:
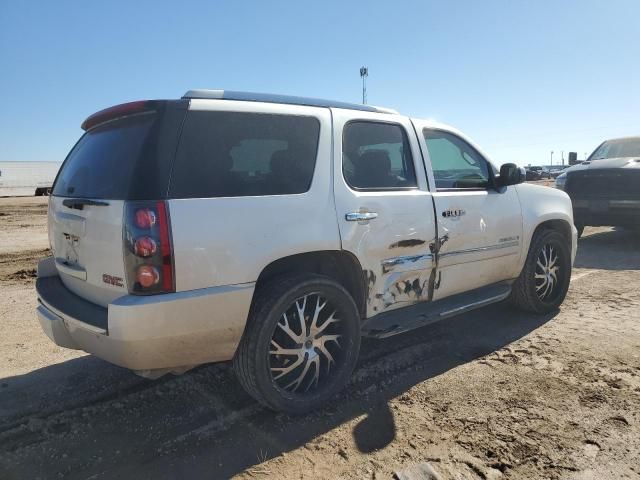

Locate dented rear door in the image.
[331,109,437,317]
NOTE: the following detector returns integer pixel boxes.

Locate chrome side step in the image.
[438,292,511,317]
[362,282,512,339]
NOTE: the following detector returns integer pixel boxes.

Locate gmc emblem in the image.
[102,274,124,288]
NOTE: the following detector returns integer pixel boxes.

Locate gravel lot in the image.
[0,194,639,479]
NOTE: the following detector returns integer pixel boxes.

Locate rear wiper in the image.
[62,199,110,210]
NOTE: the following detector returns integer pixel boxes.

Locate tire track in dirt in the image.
[0,248,50,285]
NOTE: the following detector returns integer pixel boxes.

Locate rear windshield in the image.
[170,111,320,198]
[53,114,156,199]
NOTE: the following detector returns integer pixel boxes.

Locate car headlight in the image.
[555,172,567,190]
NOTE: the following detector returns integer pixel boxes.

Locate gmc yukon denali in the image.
[36,90,578,413]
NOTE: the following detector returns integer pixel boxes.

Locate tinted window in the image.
[53,114,156,199]
[170,111,320,198]
[423,129,490,190]
[342,122,417,190]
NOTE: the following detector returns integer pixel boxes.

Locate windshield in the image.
[589,138,640,161]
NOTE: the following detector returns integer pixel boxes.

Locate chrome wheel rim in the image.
[269,293,343,394]
[535,243,561,301]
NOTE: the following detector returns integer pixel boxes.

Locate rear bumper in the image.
[36,257,254,371]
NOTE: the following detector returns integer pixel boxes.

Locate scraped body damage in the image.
[363,241,436,316]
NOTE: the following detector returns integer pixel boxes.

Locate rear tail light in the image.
[134,236,157,257]
[124,201,175,295]
[135,208,157,229]
[136,265,160,288]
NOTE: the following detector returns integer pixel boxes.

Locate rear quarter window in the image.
[169,111,320,198]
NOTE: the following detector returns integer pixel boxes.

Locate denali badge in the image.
[102,274,124,287]
[442,208,466,218]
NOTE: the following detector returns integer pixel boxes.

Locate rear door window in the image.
[170,111,320,198]
[53,114,156,199]
[342,121,417,190]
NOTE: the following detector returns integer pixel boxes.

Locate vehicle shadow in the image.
[0,355,152,426]
[0,304,556,479]
[575,227,640,270]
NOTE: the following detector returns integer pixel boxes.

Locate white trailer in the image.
[0,161,62,197]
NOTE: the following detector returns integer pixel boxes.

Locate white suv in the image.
[36,90,577,413]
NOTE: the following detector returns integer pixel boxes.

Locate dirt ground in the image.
[0,194,639,480]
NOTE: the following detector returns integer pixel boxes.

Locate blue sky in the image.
[1,0,638,166]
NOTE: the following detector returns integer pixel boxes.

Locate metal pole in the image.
[550,151,554,166]
[360,66,368,104]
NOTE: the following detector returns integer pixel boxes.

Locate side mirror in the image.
[497,163,525,187]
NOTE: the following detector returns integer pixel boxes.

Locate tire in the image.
[576,224,585,239]
[233,274,361,414]
[510,229,572,314]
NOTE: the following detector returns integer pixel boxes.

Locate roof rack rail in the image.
[182,89,397,114]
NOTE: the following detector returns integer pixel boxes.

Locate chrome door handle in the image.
[345,212,378,222]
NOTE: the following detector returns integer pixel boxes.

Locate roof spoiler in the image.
[81,101,157,131]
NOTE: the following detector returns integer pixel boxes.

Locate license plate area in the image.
[55,258,88,280]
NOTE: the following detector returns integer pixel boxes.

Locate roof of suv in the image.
[183,89,399,114]
[603,135,640,142]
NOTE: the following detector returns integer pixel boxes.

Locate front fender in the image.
[515,183,576,272]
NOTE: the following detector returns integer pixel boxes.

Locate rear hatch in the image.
[49,100,186,307]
